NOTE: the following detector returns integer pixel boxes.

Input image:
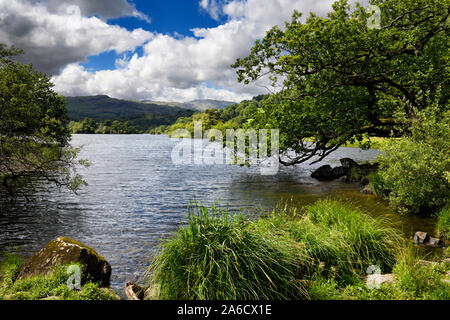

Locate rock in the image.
[428,237,444,247]
[413,231,430,245]
[359,162,379,171]
[331,166,347,179]
[17,237,111,287]
[365,273,395,287]
[360,184,374,195]
[340,158,359,169]
[311,165,333,180]
[40,296,61,300]
[125,282,145,300]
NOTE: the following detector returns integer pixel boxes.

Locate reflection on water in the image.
[0,134,439,295]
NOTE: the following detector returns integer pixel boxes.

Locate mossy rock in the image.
[17,237,111,287]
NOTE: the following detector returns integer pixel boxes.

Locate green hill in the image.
[65,95,196,131]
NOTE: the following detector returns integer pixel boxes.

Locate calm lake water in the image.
[0,134,439,296]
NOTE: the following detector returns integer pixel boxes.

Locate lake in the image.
[0,134,438,296]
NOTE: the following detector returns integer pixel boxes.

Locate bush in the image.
[377,108,450,214]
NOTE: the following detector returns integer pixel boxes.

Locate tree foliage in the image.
[233,0,449,165]
[377,105,450,214]
[68,118,141,134]
[166,97,263,137]
[0,44,87,198]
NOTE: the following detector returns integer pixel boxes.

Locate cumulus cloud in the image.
[0,0,153,74]
[2,0,339,102]
[199,0,226,21]
[27,0,151,22]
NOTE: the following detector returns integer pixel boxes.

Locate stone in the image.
[359,162,379,171]
[427,237,444,247]
[340,158,359,169]
[330,166,347,179]
[40,296,61,300]
[360,184,374,195]
[413,231,430,245]
[365,273,396,287]
[17,236,111,287]
[125,282,145,300]
[311,165,333,180]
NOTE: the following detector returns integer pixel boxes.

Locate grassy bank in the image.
[144,200,449,300]
[0,253,118,300]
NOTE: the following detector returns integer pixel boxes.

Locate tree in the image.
[232,0,449,165]
[0,44,87,198]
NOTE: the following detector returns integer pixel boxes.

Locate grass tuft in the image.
[146,203,311,300]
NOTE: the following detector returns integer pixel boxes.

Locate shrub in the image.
[377,108,450,215]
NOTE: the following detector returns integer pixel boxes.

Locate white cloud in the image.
[199,0,225,21]
[27,0,151,22]
[0,0,153,74]
[3,0,339,102]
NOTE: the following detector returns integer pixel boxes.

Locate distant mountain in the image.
[183,99,236,111]
[65,95,196,130]
[141,99,236,111]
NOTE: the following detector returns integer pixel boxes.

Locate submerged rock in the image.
[340,158,359,169]
[17,236,111,287]
[331,166,347,179]
[311,165,333,180]
[413,231,430,245]
[360,184,374,195]
[428,237,444,247]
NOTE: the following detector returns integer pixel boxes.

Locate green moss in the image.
[0,256,118,300]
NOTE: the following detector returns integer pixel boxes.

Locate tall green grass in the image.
[147,203,310,300]
[146,200,401,300]
[256,200,399,281]
[437,206,450,238]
